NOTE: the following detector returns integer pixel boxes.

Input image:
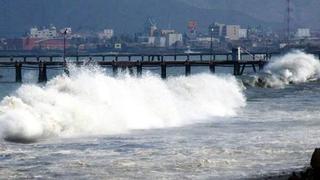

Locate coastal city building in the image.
[29,26,58,39]
[239,29,248,39]
[225,25,241,40]
[296,28,311,39]
[166,32,183,47]
[98,29,114,39]
[209,23,226,38]
[155,36,166,47]
[187,20,198,39]
[0,21,318,52]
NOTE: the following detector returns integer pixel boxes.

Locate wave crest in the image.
[0,68,246,142]
[244,51,320,88]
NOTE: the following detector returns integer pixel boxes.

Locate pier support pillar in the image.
[232,48,240,76]
[161,63,167,79]
[240,64,246,75]
[63,62,69,76]
[129,67,134,75]
[15,62,22,83]
[38,62,47,83]
[112,62,118,76]
[252,64,257,73]
[185,62,191,76]
[233,62,241,76]
[209,62,215,74]
[137,62,142,77]
[259,61,265,71]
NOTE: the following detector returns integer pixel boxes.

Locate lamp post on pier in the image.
[63,29,68,63]
[210,27,214,61]
[62,28,70,75]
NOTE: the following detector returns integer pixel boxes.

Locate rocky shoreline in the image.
[251,148,320,180]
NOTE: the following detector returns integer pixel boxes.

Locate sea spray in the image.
[243,51,320,88]
[0,66,246,142]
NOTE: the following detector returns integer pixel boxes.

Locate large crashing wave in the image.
[0,67,245,143]
[243,51,320,88]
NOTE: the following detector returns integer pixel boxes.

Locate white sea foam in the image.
[245,51,320,88]
[0,67,245,142]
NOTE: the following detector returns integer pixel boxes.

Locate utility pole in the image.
[286,0,292,44]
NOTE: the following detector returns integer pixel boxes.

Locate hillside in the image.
[179,0,320,28]
[0,0,317,37]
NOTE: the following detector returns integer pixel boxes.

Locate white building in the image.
[30,26,58,39]
[166,33,183,47]
[296,28,311,38]
[148,36,156,45]
[155,37,166,47]
[239,29,248,39]
[161,29,175,36]
[225,25,240,40]
[98,29,114,39]
[148,25,157,36]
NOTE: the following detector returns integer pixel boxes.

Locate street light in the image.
[63,29,68,63]
[210,27,214,61]
[62,28,70,75]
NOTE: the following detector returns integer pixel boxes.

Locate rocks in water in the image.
[287,148,320,180]
[311,148,320,170]
[311,148,320,179]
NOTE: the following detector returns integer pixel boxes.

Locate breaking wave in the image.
[243,51,320,88]
[0,67,245,143]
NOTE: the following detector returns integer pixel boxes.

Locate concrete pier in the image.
[0,52,270,83]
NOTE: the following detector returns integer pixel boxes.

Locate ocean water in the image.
[0,51,319,179]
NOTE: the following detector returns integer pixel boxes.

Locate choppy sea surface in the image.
[0,51,319,179]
